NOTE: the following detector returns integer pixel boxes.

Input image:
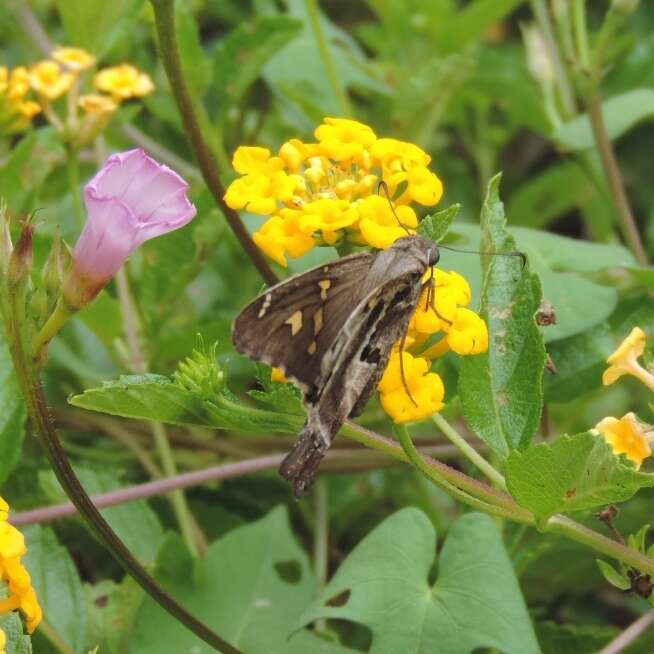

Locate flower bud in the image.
[7,221,33,287]
[173,342,224,399]
[522,24,555,85]
[62,148,196,309]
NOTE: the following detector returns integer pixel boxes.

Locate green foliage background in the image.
[2,1,654,652]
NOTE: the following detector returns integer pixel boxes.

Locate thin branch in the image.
[598,610,654,654]
[149,0,278,285]
[586,89,648,264]
[12,0,52,55]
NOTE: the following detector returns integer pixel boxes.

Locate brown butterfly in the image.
[232,234,439,495]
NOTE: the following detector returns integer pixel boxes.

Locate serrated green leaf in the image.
[131,507,357,653]
[56,0,145,56]
[459,175,546,456]
[554,89,654,150]
[417,204,460,242]
[506,432,654,520]
[69,374,304,433]
[22,526,86,653]
[596,559,631,590]
[0,613,32,654]
[0,322,25,485]
[298,510,540,654]
[213,16,303,122]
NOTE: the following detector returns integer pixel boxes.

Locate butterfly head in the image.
[389,234,440,270]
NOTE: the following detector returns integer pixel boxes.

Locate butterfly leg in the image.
[397,329,418,407]
[424,272,451,327]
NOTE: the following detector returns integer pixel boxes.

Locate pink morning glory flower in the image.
[63,148,196,307]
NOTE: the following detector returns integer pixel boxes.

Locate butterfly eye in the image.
[428,247,440,266]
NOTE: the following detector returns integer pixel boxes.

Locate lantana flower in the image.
[51,46,96,72]
[602,327,654,391]
[94,64,154,101]
[594,413,653,469]
[0,497,43,642]
[63,149,196,307]
[28,60,74,100]
[0,66,41,135]
[234,118,487,424]
[224,117,444,265]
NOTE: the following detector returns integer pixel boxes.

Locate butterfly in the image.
[232,234,439,496]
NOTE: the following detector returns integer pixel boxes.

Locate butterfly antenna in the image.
[377,181,411,235]
[438,244,527,269]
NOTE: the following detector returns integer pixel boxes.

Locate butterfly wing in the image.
[232,251,376,399]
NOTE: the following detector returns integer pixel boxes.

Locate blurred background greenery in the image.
[2,1,654,652]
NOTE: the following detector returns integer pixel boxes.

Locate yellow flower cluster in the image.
[0,66,41,135]
[224,117,444,266]
[595,327,654,468]
[0,497,42,646]
[3,46,154,147]
[379,269,488,423]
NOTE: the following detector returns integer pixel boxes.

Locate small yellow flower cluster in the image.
[0,66,41,135]
[595,327,654,469]
[379,270,488,423]
[224,117,444,266]
[4,46,154,147]
[0,497,42,645]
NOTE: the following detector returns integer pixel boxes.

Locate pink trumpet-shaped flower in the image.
[64,148,196,307]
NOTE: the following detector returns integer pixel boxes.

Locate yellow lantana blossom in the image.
[224,117,444,265]
[94,64,154,101]
[229,118,487,423]
[603,327,654,391]
[594,413,653,469]
[0,66,41,135]
[0,497,43,645]
[52,46,96,72]
[28,60,74,100]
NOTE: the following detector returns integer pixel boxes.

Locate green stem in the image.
[529,0,576,118]
[151,421,199,556]
[572,0,591,71]
[432,414,507,491]
[0,286,240,654]
[31,298,73,361]
[65,148,84,229]
[313,478,328,632]
[304,0,352,117]
[585,89,648,264]
[149,0,278,286]
[115,267,201,556]
[37,619,77,654]
[395,425,527,523]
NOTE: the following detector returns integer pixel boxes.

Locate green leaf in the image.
[596,559,631,591]
[0,613,32,654]
[536,621,616,654]
[435,0,528,53]
[131,507,356,653]
[69,374,304,434]
[213,16,303,122]
[417,204,460,242]
[459,175,546,456]
[22,526,86,652]
[554,89,654,150]
[543,324,615,403]
[55,0,145,56]
[298,510,541,654]
[176,3,212,97]
[506,431,654,520]
[0,129,64,214]
[0,322,25,485]
[40,467,164,565]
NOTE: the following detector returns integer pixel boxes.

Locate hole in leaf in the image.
[326,619,373,652]
[326,588,351,607]
[274,559,302,584]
